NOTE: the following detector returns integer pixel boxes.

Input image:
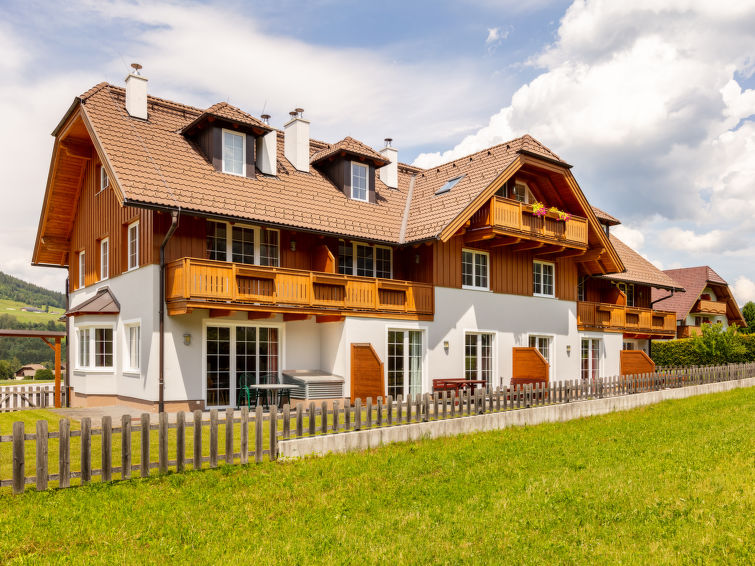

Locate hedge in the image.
[652,329,755,367]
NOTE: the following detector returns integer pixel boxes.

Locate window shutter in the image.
[368,164,376,203]
[245,134,256,179]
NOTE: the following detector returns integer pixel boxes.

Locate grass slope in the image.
[1,388,754,564]
[0,298,65,325]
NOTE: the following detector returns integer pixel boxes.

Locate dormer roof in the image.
[310,136,390,167]
[591,206,621,226]
[181,102,272,137]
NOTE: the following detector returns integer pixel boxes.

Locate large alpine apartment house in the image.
[32,67,685,411]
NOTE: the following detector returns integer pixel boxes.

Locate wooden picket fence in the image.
[0,384,58,412]
[2,363,753,495]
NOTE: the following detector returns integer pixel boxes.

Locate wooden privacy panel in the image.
[620,350,655,376]
[512,347,549,386]
[351,343,384,403]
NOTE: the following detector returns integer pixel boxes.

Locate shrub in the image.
[652,323,755,367]
[34,368,54,381]
[651,338,700,367]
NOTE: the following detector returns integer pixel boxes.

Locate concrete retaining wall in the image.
[278,377,755,459]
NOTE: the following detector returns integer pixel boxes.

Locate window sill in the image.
[123,370,141,377]
[462,285,491,292]
[221,168,246,177]
[74,368,115,374]
[533,293,556,299]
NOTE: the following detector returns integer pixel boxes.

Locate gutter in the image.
[651,289,675,307]
[159,209,180,413]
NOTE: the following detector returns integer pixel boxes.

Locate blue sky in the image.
[1,0,755,304]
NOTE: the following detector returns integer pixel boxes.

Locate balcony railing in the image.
[577,301,676,336]
[165,258,434,319]
[470,196,589,248]
[692,299,727,316]
[678,325,702,338]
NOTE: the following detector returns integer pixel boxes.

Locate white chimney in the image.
[284,108,310,172]
[256,117,277,176]
[379,138,398,189]
[125,63,148,120]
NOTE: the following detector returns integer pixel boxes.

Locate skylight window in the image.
[435,175,465,195]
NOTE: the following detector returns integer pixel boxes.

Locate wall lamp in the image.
[183,333,192,346]
[443,340,449,354]
[289,239,297,252]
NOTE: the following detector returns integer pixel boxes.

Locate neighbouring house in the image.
[652,266,746,338]
[31,67,682,411]
[14,363,46,379]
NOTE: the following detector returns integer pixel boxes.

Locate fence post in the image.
[355,398,362,430]
[255,405,263,464]
[295,404,303,437]
[387,395,393,425]
[60,418,71,488]
[121,415,131,480]
[81,417,91,484]
[102,416,112,482]
[240,407,249,465]
[176,411,185,473]
[417,394,423,422]
[12,421,24,495]
[283,404,291,438]
[36,420,48,491]
[332,401,339,433]
[140,413,150,478]
[450,391,456,417]
[442,391,448,419]
[309,402,316,436]
[320,401,328,435]
[209,409,218,468]
[159,412,169,473]
[377,397,384,426]
[193,410,203,470]
[397,395,403,423]
[366,397,373,428]
[433,392,439,421]
[345,400,352,430]
[406,394,413,423]
[225,407,234,465]
[269,404,278,461]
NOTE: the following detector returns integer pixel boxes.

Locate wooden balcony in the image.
[468,196,589,249]
[165,258,434,320]
[691,299,727,316]
[577,301,676,337]
[678,325,702,338]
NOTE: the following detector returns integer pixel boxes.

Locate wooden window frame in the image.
[127,220,139,271]
[461,248,490,291]
[78,250,86,289]
[337,240,393,279]
[208,220,280,266]
[350,161,369,202]
[533,260,555,298]
[99,238,109,282]
[221,129,246,177]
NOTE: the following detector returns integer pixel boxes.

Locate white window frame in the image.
[464,331,496,387]
[206,220,280,266]
[201,320,286,409]
[580,336,602,381]
[350,161,369,202]
[512,181,532,204]
[338,240,393,279]
[386,327,426,398]
[77,328,90,370]
[123,320,141,375]
[528,334,553,365]
[462,248,490,291]
[99,238,109,281]
[75,323,116,372]
[78,251,86,289]
[127,221,139,271]
[99,165,109,192]
[221,129,246,176]
[533,260,555,298]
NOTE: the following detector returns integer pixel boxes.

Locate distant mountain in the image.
[0,271,65,310]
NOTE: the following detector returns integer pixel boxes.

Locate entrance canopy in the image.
[0,329,66,408]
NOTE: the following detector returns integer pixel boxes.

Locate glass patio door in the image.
[206,325,279,407]
[581,338,600,381]
[387,330,423,398]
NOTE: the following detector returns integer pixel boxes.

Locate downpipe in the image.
[159,210,180,413]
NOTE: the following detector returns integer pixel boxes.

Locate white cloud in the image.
[732,276,755,306]
[612,225,645,250]
[660,228,725,253]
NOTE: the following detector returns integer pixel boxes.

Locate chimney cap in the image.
[384,138,393,147]
[130,62,143,75]
[261,113,271,124]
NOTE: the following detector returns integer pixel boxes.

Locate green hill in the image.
[0,271,65,310]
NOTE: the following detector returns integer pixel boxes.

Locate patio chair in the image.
[238,373,262,410]
[262,372,291,409]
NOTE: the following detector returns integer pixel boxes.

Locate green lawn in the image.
[0,379,54,386]
[0,298,65,324]
[1,388,753,564]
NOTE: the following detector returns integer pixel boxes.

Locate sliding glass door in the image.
[387,330,423,398]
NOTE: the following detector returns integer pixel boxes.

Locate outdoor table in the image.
[249,384,297,409]
[432,379,488,394]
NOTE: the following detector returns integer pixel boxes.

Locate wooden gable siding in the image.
[433,235,578,301]
[70,161,154,289]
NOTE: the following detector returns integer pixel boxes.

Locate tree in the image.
[34,368,54,381]
[689,322,746,365]
[742,301,755,334]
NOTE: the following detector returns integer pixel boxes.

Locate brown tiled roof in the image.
[598,236,682,290]
[70,83,588,247]
[651,266,745,324]
[310,136,389,166]
[181,101,272,134]
[591,206,621,226]
[66,288,121,317]
[404,135,566,241]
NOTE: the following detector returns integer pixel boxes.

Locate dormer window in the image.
[99,166,109,192]
[351,162,368,202]
[222,129,245,176]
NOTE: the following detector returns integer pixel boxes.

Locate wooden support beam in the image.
[488,236,521,248]
[534,245,566,258]
[54,338,61,408]
[574,249,605,263]
[60,139,92,160]
[316,315,345,324]
[247,311,273,320]
[40,236,70,253]
[463,227,496,244]
[282,313,309,322]
[510,240,545,252]
[209,309,232,318]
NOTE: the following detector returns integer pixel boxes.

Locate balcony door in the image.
[205,325,280,407]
